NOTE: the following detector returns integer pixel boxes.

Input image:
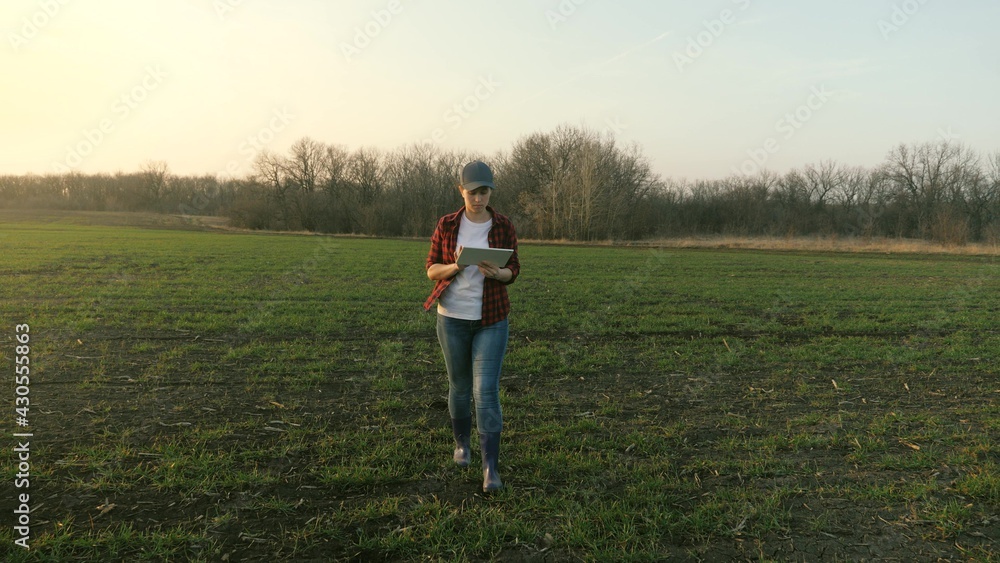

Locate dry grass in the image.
[520,234,1000,257]
[644,235,1000,256]
[0,209,224,230]
[5,209,999,256]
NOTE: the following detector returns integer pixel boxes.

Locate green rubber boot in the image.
[480,431,503,492]
[451,417,472,467]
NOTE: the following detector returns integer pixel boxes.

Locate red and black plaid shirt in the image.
[424,206,520,325]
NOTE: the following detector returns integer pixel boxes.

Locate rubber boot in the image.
[451,417,472,467]
[479,431,503,492]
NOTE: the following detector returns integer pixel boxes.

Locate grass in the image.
[0,211,998,561]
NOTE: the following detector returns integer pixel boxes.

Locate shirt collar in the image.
[446,205,496,226]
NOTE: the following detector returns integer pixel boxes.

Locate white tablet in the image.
[456,246,513,267]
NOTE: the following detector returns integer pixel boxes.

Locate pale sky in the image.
[4,1,998,180]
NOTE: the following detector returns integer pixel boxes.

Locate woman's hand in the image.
[478,261,510,282]
[427,246,467,280]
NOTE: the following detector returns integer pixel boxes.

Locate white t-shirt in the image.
[438,213,493,320]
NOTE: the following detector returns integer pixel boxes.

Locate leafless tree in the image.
[884,142,979,240]
[722,170,777,235]
[286,138,325,194]
[282,138,330,230]
[8,129,1000,243]
[505,125,659,240]
[139,160,171,211]
[251,150,295,229]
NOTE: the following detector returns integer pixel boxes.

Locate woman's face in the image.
[460,185,492,214]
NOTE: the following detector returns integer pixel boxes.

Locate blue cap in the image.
[460,160,495,190]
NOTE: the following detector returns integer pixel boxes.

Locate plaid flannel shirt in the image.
[424,206,520,325]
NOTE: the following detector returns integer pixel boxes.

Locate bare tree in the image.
[284,137,329,230]
[984,152,1000,242]
[139,160,170,211]
[722,170,777,235]
[773,169,809,235]
[349,148,385,233]
[802,160,850,207]
[505,125,659,240]
[13,127,1000,243]
[830,166,870,236]
[318,144,352,232]
[286,137,325,194]
[884,142,979,240]
[251,150,295,229]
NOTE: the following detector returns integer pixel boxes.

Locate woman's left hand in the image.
[478,261,501,280]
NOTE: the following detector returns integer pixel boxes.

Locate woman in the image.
[424,160,520,492]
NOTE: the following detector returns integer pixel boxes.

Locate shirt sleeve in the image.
[503,220,519,285]
[426,217,447,271]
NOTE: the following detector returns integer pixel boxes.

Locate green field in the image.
[1,214,998,561]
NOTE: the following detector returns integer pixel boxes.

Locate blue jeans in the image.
[436,314,508,433]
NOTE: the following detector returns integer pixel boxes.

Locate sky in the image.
[3,0,999,181]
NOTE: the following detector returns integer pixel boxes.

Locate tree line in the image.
[3,125,999,244]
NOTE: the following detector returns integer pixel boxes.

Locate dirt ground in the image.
[9,325,996,562]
